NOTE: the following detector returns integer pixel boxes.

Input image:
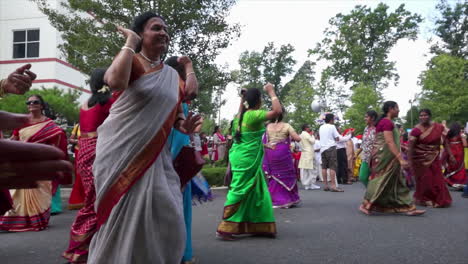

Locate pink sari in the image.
[0,119,68,232]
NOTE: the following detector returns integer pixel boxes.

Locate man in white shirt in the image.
[319,114,351,192]
[298,124,320,190]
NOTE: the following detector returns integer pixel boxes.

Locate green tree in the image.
[234,42,296,105]
[343,83,381,134]
[310,3,422,90]
[33,0,241,116]
[283,61,319,130]
[419,54,468,123]
[403,105,420,129]
[431,0,468,58]
[0,87,81,124]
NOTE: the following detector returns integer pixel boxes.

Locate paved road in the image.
[1,183,467,264]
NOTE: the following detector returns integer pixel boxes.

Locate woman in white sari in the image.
[88,12,200,264]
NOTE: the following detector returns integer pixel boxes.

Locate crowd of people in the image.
[0,10,467,264]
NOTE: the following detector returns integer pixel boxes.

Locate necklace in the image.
[139,52,161,68]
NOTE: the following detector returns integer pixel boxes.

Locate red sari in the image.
[444,135,466,185]
[0,119,69,231]
[410,123,452,207]
[63,95,117,263]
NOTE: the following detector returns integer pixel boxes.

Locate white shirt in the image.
[314,140,322,164]
[336,134,351,149]
[319,124,341,151]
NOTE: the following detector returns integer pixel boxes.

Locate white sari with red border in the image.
[88,64,185,264]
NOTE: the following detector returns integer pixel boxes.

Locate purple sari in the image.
[262,134,300,208]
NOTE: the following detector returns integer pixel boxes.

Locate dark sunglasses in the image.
[26,100,41,105]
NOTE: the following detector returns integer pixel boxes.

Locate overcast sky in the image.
[214,0,449,121]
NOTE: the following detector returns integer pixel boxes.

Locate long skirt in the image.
[362,133,416,213]
[0,181,52,231]
[68,152,85,210]
[413,159,452,207]
[63,137,98,263]
[217,130,276,236]
[359,161,370,186]
[263,142,300,208]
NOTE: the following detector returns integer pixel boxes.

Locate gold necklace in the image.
[139,52,161,68]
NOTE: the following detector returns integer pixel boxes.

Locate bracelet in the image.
[121,46,136,54]
[0,79,5,98]
[186,71,195,78]
[271,96,278,101]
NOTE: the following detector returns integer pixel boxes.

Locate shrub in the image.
[202,167,227,186]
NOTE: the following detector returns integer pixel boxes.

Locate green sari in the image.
[362,124,416,213]
[217,110,276,236]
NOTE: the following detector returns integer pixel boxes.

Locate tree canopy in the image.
[0,87,81,124]
[310,3,422,90]
[33,0,241,116]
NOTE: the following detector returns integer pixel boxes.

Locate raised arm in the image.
[178,56,198,100]
[264,83,282,121]
[104,26,141,91]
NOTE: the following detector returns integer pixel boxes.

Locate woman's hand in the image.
[177,56,193,68]
[177,112,203,135]
[117,26,141,50]
[263,82,275,96]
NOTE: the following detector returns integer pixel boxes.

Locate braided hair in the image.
[235,88,261,142]
[88,68,111,108]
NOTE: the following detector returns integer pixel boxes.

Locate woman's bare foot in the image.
[359,204,370,215]
[406,209,426,216]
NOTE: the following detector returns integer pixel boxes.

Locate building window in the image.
[13,29,40,59]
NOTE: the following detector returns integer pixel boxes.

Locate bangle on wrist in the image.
[186,71,195,78]
[121,46,136,54]
[271,96,278,101]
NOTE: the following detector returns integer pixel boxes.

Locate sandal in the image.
[405,209,426,216]
[323,186,330,191]
[330,187,344,192]
[216,232,236,241]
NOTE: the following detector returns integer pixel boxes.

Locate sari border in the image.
[96,74,183,228]
[217,220,277,235]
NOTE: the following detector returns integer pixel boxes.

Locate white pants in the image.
[300,168,317,187]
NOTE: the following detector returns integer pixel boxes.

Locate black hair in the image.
[88,68,111,108]
[235,88,262,141]
[213,125,220,134]
[302,124,310,131]
[165,56,186,80]
[419,108,432,117]
[366,110,378,124]
[376,101,398,126]
[131,11,166,52]
[447,122,461,139]
[402,132,409,142]
[325,113,334,124]
[28,94,55,120]
[275,107,285,122]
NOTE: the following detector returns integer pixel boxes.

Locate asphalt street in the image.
[1,183,467,264]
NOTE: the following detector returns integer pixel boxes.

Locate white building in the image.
[0,0,90,102]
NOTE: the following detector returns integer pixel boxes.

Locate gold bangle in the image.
[271,96,278,101]
[121,46,136,54]
[186,71,195,78]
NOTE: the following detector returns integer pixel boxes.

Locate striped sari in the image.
[0,119,68,231]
